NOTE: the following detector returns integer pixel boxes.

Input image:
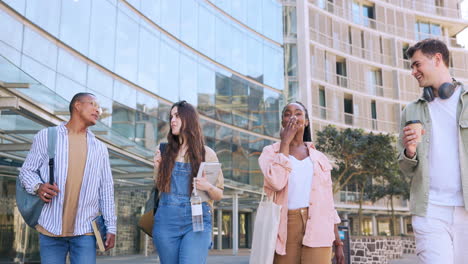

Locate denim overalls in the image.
[153,162,212,264]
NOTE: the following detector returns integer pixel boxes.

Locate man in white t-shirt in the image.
[398,38,468,264]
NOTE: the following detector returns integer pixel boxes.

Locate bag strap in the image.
[260,189,277,203]
[47,127,57,185]
[159,142,167,155]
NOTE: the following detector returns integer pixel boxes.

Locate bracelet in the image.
[333,240,344,247]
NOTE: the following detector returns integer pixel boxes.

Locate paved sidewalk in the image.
[98,250,416,264]
[97,249,250,264]
[389,254,418,264]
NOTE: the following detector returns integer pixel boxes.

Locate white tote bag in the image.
[249,192,282,264]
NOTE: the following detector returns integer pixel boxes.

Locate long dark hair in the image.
[157,101,206,193]
[281,101,312,142]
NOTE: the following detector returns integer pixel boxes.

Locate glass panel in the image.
[230,0,246,22]
[198,5,215,58]
[138,27,159,94]
[197,60,216,118]
[215,71,232,124]
[0,9,23,49]
[249,135,265,187]
[230,25,247,75]
[263,89,280,137]
[55,74,86,102]
[140,1,160,24]
[22,28,58,70]
[246,0,262,33]
[232,131,249,183]
[57,49,87,85]
[352,2,361,25]
[0,176,41,262]
[286,44,298,77]
[89,0,116,70]
[113,81,136,109]
[248,85,264,134]
[60,0,91,55]
[159,36,180,102]
[215,16,232,66]
[283,6,297,38]
[371,101,377,119]
[160,0,181,38]
[87,66,113,98]
[216,125,233,179]
[431,24,442,36]
[246,36,263,82]
[231,77,249,129]
[115,11,139,82]
[20,54,57,92]
[180,0,198,50]
[179,51,198,105]
[112,102,136,140]
[25,0,61,37]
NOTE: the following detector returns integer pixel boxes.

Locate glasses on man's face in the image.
[81,100,103,115]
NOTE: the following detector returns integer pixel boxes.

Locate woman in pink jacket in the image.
[259,102,345,264]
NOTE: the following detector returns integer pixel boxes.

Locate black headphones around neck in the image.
[423,78,459,102]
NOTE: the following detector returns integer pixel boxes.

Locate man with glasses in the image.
[19,92,116,264]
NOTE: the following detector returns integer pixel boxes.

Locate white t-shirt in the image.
[288,155,314,209]
[427,85,463,206]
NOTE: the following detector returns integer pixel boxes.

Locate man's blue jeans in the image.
[39,234,96,264]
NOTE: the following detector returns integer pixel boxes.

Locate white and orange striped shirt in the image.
[19,123,117,235]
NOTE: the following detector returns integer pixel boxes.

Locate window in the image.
[368,69,383,96]
[435,0,444,15]
[371,100,377,130]
[336,58,347,88]
[352,2,375,28]
[319,86,327,119]
[362,5,375,28]
[344,95,353,125]
[402,43,410,69]
[318,0,334,12]
[415,21,442,40]
[283,6,297,38]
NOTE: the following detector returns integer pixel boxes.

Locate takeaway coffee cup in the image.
[405,120,423,143]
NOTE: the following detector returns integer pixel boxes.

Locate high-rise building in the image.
[284,0,468,235]
[0,0,284,261]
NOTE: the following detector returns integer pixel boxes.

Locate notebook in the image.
[196,162,222,201]
[91,215,107,252]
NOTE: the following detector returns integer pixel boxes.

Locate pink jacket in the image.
[258,142,340,255]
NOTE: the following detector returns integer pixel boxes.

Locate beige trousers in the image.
[273,207,332,264]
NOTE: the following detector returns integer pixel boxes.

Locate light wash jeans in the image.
[39,234,96,264]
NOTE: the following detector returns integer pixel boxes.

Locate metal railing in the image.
[379,0,466,19]
[311,68,394,99]
[310,104,399,133]
[309,0,467,44]
[309,28,394,66]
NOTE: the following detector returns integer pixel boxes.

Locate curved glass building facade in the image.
[0,0,284,260]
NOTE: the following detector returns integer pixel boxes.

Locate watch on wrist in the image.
[33,183,42,194]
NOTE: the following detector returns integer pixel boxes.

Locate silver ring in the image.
[43,192,47,197]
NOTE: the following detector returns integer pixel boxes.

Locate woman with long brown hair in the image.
[152,101,223,264]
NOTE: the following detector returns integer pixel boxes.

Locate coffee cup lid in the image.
[405,120,422,125]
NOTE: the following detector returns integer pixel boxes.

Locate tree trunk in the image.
[357,185,365,236]
[390,194,397,235]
